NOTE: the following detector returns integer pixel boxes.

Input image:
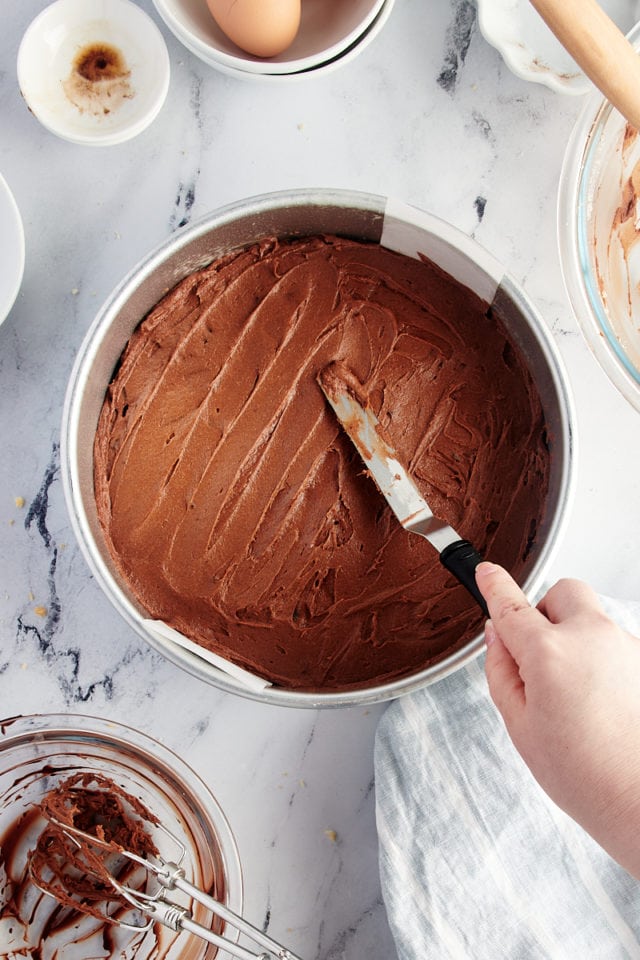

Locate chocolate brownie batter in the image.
[94,235,550,690]
[0,773,166,958]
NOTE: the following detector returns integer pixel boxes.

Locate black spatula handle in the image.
[439,539,489,617]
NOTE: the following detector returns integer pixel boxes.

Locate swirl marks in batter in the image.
[94,236,550,690]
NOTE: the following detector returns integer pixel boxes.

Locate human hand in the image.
[476,561,640,879]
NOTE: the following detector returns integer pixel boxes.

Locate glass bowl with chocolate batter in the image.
[0,714,242,959]
[558,20,640,415]
[62,189,576,707]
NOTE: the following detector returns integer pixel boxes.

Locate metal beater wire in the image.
[40,816,302,960]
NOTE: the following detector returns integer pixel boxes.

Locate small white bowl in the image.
[185,0,395,83]
[152,0,385,77]
[477,0,639,94]
[0,172,25,326]
[17,0,170,146]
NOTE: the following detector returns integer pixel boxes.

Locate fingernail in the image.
[484,619,497,647]
[475,562,500,580]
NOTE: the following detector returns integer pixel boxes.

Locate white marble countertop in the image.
[2,1,640,958]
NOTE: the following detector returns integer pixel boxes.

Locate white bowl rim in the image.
[0,171,25,326]
[151,0,394,82]
[152,0,385,75]
[477,0,639,95]
[199,0,395,82]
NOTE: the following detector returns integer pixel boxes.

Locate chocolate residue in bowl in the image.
[28,771,159,918]
[610,124,640,259]
[0,773,168,958]
[63,42,134,117]
[595,122,640,370]
[94,234,551,692]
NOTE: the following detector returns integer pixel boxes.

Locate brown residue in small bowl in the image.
[63,42,134,117]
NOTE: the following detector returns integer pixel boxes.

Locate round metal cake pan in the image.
[61,188,577,708]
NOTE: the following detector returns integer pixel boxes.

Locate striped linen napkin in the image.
[375,597,640,960]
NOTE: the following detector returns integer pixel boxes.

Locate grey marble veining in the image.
[2,1,640,958]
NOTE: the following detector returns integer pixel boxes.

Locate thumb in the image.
[475,561,547,663]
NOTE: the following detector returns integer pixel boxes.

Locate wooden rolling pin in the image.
[530,0,640,129]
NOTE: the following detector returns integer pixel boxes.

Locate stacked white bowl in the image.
[152,0,395,80]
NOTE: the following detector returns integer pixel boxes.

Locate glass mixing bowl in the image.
[558,20,640,413]
[0,714,242,960]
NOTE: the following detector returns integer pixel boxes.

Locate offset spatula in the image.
[318,363,488,617]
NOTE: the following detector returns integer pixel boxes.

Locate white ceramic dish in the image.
[477,0,640,94]
[192,0,395,83]
[558,20,640,413]
[0,173,25,326]
[152,0,386,76]
[17,0,170,146]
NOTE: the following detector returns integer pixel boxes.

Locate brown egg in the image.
[206,0,302,58]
